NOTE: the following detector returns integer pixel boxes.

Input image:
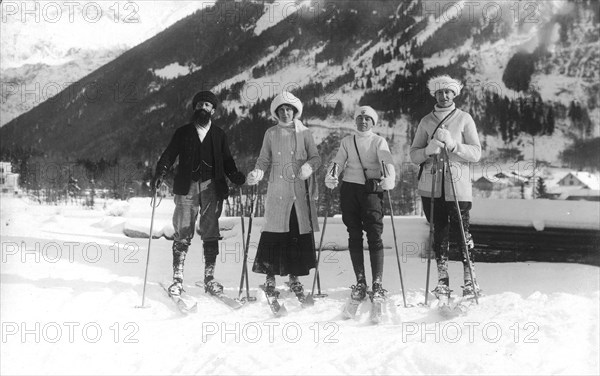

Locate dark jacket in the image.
[155,123,245,199]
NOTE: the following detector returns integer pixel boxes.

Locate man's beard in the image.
[192,109,211,125]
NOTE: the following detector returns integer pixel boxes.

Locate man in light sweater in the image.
[409,75,482,304]
[325,105,396,302]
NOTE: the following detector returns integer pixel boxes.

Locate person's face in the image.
[355,115,374,132]
[192,101,215,125]
[435,89,456,108]
[195,101,215,113]
[276,104,295,123]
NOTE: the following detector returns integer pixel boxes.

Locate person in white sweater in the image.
[324,105,396,302]
[409,75,482,301]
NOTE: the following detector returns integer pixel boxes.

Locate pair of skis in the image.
[259,281,314,317]
[437,298,474,317]
[342,294,386,324]
[160,282,243,315]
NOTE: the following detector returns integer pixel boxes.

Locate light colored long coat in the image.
[255,123,321,234]
[410,108,481,201]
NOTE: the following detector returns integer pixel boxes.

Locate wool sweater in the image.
[331,130,394,184]
[409,105,481,201]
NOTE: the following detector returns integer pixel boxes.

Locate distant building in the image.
[495,171,529,186]
[549,171,600,201]
[473,176,495,191]
[0,161,20,194]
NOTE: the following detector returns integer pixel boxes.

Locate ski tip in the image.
[303,295,315,307]
[276,305,289,317]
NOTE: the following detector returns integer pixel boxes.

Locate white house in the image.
[548,171,600,201]
[0,161,20,194]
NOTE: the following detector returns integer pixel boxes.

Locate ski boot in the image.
[369,282,387,324]
[289,281,306,303]
[168,280,183,297]
[264,276,279,298]
[204,277,224,296]
[432,284,452,311]
[262,277,286,316]
[350,281,368,301]
[370,282,387,301]
[342,281,367,319]
[461,280,481,298]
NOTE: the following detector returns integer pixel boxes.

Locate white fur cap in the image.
[270,91,303,120]
[427,75,463,96]
[354,105,378,125]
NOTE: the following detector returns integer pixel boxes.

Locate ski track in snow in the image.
[1,196,599,375]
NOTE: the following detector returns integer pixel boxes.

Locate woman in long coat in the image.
[246,91,321,297]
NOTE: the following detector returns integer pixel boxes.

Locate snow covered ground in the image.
[1,195,599,375]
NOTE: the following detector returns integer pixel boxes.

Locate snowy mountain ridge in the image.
[0,1,214,125]
[0,0,598,171]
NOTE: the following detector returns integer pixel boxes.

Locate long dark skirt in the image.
[252,205,315,277]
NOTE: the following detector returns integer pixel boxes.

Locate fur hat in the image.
[427,75,463,96]
[354,105,378,125]
[192,90,219,109]
[270,91,303,120]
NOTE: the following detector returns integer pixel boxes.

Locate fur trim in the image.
[427,75,463,96]
[270,91,303,120]
[354,105,379,125]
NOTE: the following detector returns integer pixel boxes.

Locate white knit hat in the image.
[270,91,303,120]
[427,75,463,96]
[354,105,378,125]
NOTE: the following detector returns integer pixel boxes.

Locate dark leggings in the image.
[340,182,384,284]
[422,196,475,286]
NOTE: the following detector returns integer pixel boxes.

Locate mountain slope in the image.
[1,0,598,169]
[0,1,214,126]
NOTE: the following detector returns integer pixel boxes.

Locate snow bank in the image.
[471,199,600,231]
[1,196,599,375]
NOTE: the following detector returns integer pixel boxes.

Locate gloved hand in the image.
[380,176,395,190]
[151,175,163,192]
[435,129,457,151]
[380,163,395,190]
[325,175,338,189]
[246,169,264,186]
[229,171,246,186]
[299,163,313,180]
[425,139,444,156]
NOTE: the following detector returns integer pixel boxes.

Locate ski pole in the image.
[305,179,325,297]
[242,186,254,301]
[441,148,479,304]
[305,164,336,305]
[424,155,438,306]
[137,188,159,308]
[381,161,407,308]
[237,185,257,302]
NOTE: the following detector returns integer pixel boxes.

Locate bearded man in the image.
[153,90,245,296]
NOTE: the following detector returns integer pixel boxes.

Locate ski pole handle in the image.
[330,163,338,178]
[381,160,388,178]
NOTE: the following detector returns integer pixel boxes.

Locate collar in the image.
[356,129,374,138]
[195,120,211,131]
[277,120,295,128]
[433,103,455,114]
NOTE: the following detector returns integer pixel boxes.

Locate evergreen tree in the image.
[536,177,548,199]
[333,100,344,116]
